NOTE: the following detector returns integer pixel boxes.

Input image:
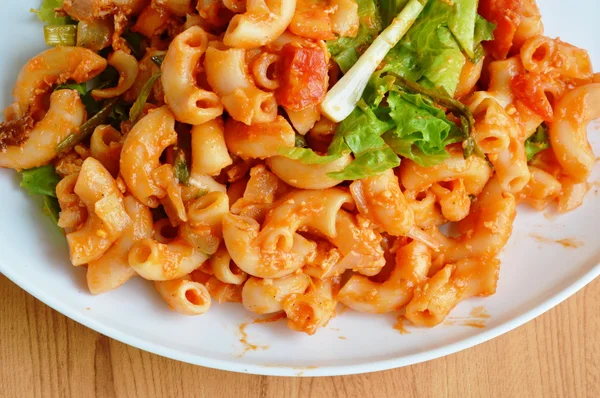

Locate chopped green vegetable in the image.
[108,102,130,130]
[151,54,165,67]
[42,196,61,225]
[55,82,87,96]
[57,98,118,152]
[174,150,190,186]
[31,0,69,25]
[294,133,307,148]
[525,123,550,161]
[327,0,382,73]
[122,29,145,59]
[20,165,62,227]
[277,147,342,165]
[130,72,161,124]
[20,165,61,197]
[43,25,76,46]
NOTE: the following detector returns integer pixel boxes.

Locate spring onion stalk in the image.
[44,25,77,46]
[320,0,426,122]
[129,73,162,124]
[57,98,118,152]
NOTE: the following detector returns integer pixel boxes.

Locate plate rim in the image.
[2,259,598,377]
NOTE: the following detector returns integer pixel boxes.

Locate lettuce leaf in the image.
[447,0,478,59]
[20,165,62,226]
[327,142,400,180]
[382,0,466,96]
[277,147,342,165]
[325,102,399,179]
[525,123,550,161]
[32,0,69,25]
[382,90,463,165]
[327,0,381,73]
[20,165,61,197]
[379,0,410,28]
[472,15,496,62]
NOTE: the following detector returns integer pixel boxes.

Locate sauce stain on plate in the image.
[393,315,411,335]
[530,234,584,248]
[445,306,491,328]
[236,322,269,357]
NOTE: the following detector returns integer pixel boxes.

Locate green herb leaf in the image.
[19,165,62,227]
[42,196,61,225]
[129,73,161,124]
[122,29,145,59]
[20,165,61,197]
[57,98,119,152]
[31,0,69,25]
[525,123,550,161]
[55,82,87,96]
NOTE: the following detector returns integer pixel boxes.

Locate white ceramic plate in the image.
[1,0,599,377]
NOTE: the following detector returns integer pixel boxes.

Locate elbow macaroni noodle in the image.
[1,0,599,335]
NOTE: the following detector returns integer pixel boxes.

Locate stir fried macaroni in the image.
[1,0,598,334]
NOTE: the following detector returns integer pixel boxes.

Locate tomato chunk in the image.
[276,44,329,111]
[511,72,554,121]
[479,0,521,60]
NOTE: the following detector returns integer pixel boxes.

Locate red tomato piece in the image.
[276,44,329,111]
[479,0,522,60]
[511,72,554,121]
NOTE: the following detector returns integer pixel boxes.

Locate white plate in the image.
[1,0,599,377]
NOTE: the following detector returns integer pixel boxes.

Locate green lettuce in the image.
[382,0,466,96]
[32,0,69,25]
[472,15,496,62]
[382,90,463,165]
[328,142,400,180]
[277,147,342,165]
[447,0,478,59]
[327,0,381,73]
[324,103,399,180]
[20,165,61,197]
[379,0,410,28]
[525,123,550,161]
[381,0,494,96]
[20,165,62,226]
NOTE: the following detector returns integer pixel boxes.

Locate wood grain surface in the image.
[1,274,598,398]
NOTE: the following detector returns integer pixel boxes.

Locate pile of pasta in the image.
[0,0,599,335]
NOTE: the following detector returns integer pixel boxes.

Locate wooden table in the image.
[1,274,598,398]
